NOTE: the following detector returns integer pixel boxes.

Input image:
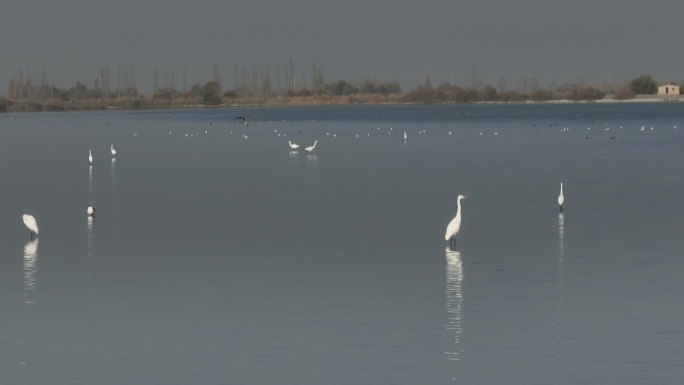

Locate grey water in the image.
[0,103,683,384]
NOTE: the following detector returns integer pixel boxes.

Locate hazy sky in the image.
[2,0,683,93]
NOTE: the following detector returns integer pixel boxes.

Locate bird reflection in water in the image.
[558,213,564,289]
[111,156,118,229]
[86,216,94,290]
[111,157,117,179]
[444,247,464,362]
[556,213,565,342]
[23,239,39,304]
[305,153,318,167]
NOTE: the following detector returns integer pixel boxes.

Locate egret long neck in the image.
[560,183,563,196]
[456,198,462,219]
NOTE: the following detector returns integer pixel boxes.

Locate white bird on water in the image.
[88,150,93,165]
[403,131,407,140]
[87,204,95,217]
[558,182,565,212]
[110,144,117,158]
[288,140,300,150]
[445,195,466,249]
[22,214,39,240]
[305,140,318,153]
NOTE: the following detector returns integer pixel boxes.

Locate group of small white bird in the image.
[444,182,565,248]
[288,140,318,153]
[22,144,119,239]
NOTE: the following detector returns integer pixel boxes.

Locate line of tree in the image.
[2,71,682,112]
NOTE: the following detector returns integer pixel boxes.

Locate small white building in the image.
[658,84,680,96]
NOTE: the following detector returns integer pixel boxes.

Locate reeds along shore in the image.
[0,88,679,112]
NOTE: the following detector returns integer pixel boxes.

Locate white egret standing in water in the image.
[87,204,95,217]
[445,195,466,248]
[288,140,300,150]
[22,214,39,239]
[305,140,318,153]
[558,182,565,212]
[111,144,117,158]
[88,150,93,165]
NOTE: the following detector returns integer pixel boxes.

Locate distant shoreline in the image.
[0,95,681,113]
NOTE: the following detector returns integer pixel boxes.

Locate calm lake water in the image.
[0,103,683,384]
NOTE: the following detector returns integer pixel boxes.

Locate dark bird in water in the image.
[235,116,247,125]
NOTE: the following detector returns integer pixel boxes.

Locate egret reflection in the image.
[556,213,565,341]
[86,216,94,290]
[111,157,117,178]
[444,247,464,362]
[23,239,39,304]
[111,156,117,219]
[305,154,318,167]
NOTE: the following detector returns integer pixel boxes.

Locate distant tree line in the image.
[1,68,682,112]
[398,78,606,103]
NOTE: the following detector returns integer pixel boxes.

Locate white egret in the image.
[444,195,466,248]
[110,144,117,158]
[22,214,39,239]
[88,150,93,165]
[558,182,564,212]
[87,204,95,217]
[305,140,318,153]
[288,140,300,150]
[403,131,407,140]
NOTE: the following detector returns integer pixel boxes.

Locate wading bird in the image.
[305,140,318,153]
[288,140,300,150]
[22,214,39,240]
[445,195,466,249]
[558,182,564,212]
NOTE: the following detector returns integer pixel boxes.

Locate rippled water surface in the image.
[1,103,683,384]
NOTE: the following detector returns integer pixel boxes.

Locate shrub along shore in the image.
[1,77,679,113]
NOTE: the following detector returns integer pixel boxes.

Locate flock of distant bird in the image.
[19,115,574,246]
[21,144,118,240]
[29,114,663,244]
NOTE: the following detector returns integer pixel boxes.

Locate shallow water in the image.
[0,103,683,384]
